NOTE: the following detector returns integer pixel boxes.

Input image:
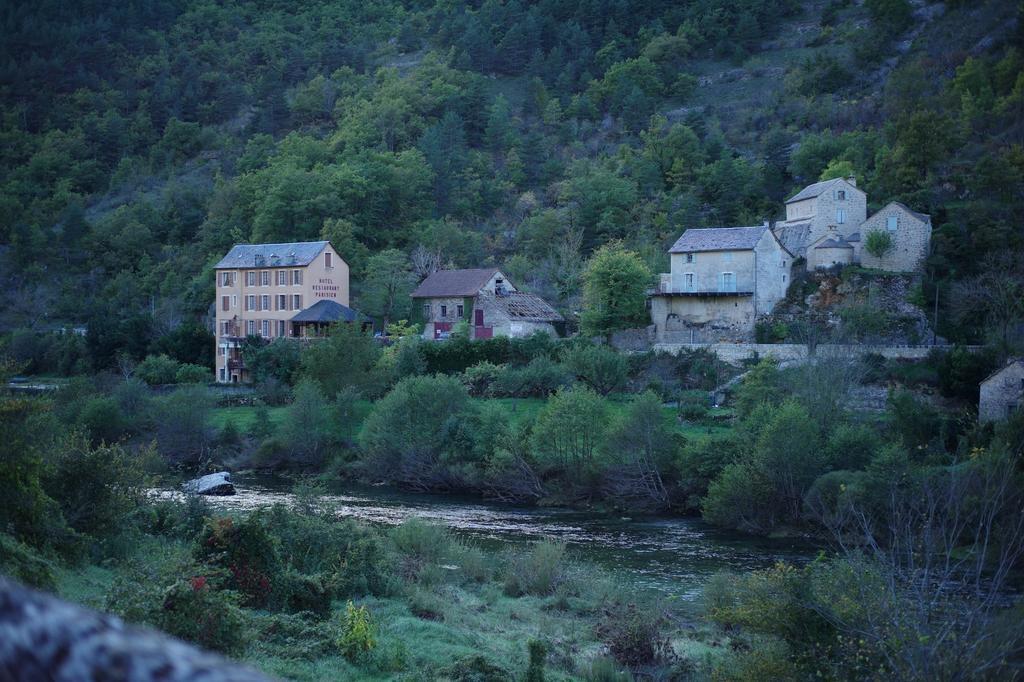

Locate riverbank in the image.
[52,493,743,681]
[156,473,816,598]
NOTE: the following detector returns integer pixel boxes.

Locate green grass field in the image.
[209,405,289,431]
[209,396,734,443]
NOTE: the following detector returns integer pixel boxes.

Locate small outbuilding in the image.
[290,299,370,338]
[979,358,1024,422]
[811,237,855,269]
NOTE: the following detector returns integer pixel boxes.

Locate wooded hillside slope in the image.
[1,0,1021,369]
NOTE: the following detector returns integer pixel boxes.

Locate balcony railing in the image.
[656,273,751,296]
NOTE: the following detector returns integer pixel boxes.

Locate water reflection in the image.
[154,474,815,600]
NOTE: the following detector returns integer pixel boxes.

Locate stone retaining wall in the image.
[651,342,981,366]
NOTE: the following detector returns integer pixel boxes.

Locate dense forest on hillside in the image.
[3,3,1024,679]
[2,0,1023,373]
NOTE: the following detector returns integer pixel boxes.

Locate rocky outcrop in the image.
[182,472,235,496]
[0,577,274,681]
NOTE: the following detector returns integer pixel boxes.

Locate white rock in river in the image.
[182,471,235,496]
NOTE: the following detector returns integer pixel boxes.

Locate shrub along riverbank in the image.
[3,343,1023,680]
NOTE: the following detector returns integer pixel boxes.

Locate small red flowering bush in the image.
[106,562,245,655]
[195,515,281,608]
[160,577,246,654]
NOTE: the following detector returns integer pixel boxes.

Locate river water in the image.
[160,474,816,602]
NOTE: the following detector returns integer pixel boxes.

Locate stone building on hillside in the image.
[774,177,866,269]
[859,202,932,272]
[650,224,792,343]
[772,177,931,273]
[213,241,353,383]
[979,358,1024,422]
[411,268,563,340]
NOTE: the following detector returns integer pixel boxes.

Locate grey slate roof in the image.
[815,238,853,249]
[786,177,860,203]
[215,241,329,269]
[411,268,500,298]
[484,291,564,322]
[847,232,861,242]
[882,201,931,224]
[772,221,812,257]
[668,226,767,253]
[981,358,1024,385]
[290,299,367,323]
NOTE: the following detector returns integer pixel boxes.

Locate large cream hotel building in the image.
[213,241,349,383]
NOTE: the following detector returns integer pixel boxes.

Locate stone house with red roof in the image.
[410,268,563,340]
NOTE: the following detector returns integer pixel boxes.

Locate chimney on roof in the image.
[846,176,857,187]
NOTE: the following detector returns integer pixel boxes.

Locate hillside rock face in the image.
[765,269,937,345]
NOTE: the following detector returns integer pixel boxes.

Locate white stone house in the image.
[650,225,792,342]
[411,268,563,340]
[979,358,1024,422]
[772,177,931,273]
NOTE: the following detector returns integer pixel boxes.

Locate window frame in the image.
[886,214,898,232]
[719,271,737,293]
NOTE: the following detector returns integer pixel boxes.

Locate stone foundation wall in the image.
[651,342,980,366]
